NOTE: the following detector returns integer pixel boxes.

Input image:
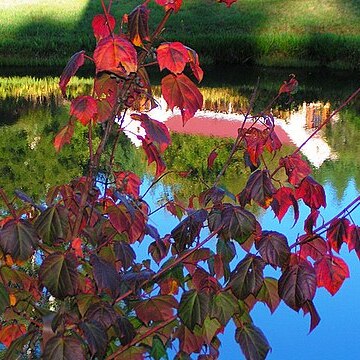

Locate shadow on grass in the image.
[1,0,360,69]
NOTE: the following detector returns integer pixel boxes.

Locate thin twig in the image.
[114,226,222,304]
[106,315,177,359]
[0,188,17,219]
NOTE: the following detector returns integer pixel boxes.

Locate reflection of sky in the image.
[141,178,360,359]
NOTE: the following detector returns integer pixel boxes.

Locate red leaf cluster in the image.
[93,35,137,76]
[155,0,183,12]
[161,73,203,125]
[70,96,97,126]
[279,153,311,187]
[92,13,116,42]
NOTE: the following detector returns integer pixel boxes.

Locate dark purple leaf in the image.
[278,256,316,311]
[230,254,265,300]
[39,252,78,299]
[90,254,121,298]
[0,219,38,261]
[255,231,290,268]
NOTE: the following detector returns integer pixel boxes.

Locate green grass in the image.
[1,0,360,68]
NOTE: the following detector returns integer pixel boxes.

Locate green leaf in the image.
[256,277,280,314]
[179,290,211,330]
[35,205,69,245]
[151,336,168,360]
[0,219,38,261]
[230,255,265,300]
[43,335,85,360]
[235,322,271,360]
[39,252,78,299]
[0,283,9,315]
[210,291,238,326]
[79,320,108,358]
[210,204,259,244]
[76,294,99,317]
[194,316,221,344]
[216,238,236,281]
[171,209,207,252]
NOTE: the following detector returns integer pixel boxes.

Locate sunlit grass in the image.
[0,77,250,113]
[0,76,93,102]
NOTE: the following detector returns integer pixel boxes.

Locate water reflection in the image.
[0,73,359,202]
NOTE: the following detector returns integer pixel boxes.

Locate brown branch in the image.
[106,315,177,359]
[294,87,360,155]
[271,87,360,178]
[114,226,222,304]
[213,79,260,186]
[289,195,360,250]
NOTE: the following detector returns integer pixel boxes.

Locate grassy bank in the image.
[1,0,360,69]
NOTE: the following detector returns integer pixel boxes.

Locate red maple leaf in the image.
[296,176,326,210]
[304,209,320,234]
[94,73,118,106]
[238,170,276,209]
[128,4,150,47]
[70,96,97,125]
[155,0,182,12]
[279,153,311,187]
[327,217,352,253]
[278,74,298,95]
[242,128,265,167]
[299,235,328,261]
[93,35,137,76]
[71,237,83,258]
[140,136,166,177]
[218,0,238,7]
[113,171,142,198]
[59,51,85,97]
[54,118,75,152]
[0,324,26,347]
[263,127,282,153]
[92,14,116,42]
[315,255,349,295]
[161,73,203,125]
[207,149,218,169]
[186,46,203,82]
[131,113,171,153]
[348,225,360,259]
[157,42,189,74]
[271,186,299,223]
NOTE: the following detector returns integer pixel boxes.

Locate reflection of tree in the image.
[0,102,144,202]
[313,108,360,198]
[163,132,295,202]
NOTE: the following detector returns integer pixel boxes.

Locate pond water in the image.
[0,66,359,359]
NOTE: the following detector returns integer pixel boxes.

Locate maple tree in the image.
[0,1,359,359]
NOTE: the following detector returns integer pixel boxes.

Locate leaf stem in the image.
[114,226,222,303]
[0,188,17,219]
[106,315,177,359]
[289,196,360,250]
